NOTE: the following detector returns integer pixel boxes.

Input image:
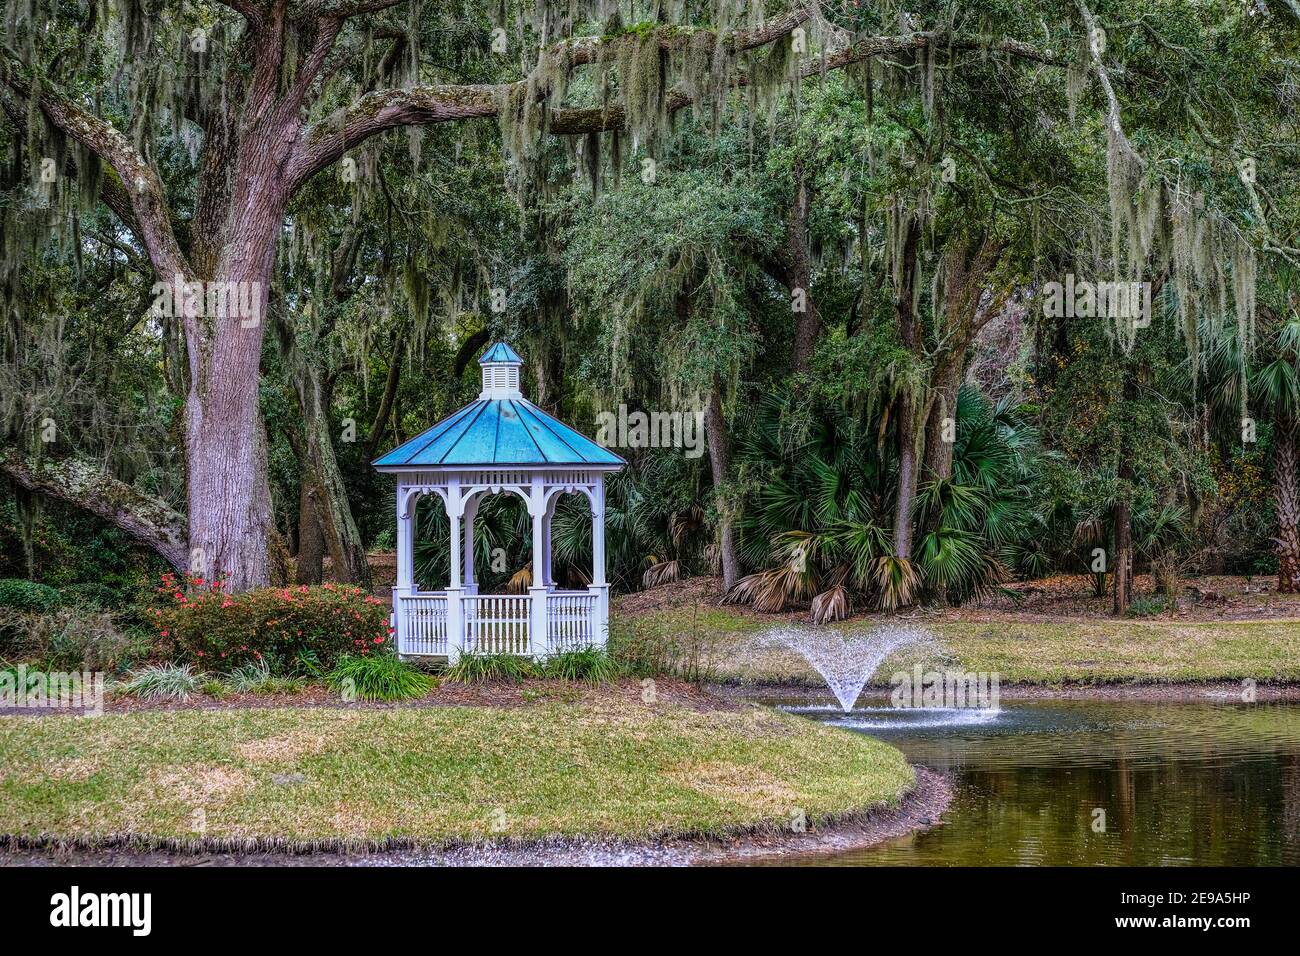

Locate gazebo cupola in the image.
[372,342,625,661]
[478,341,523,398]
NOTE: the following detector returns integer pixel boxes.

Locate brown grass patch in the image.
[670,760,800,809]
[155,766,253,805]
[237,730,331,764]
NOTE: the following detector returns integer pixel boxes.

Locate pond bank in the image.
[0,768,951,867]
[0,691,928,862]
[712,681,1300,703]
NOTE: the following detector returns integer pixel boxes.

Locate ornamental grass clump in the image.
[444,652,541,684]
[541,648,618,684]
[153,573,392,669]
[120,663,202,702]
[326,652,434,701]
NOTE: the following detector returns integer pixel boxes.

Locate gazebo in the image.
[372,342,625,660]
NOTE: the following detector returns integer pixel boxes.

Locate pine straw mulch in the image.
[1,675,740,718]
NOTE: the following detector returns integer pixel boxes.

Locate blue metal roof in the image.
[373,398,625,468]
[479,342,523,364]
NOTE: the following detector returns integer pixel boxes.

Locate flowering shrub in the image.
[153,573,392,668]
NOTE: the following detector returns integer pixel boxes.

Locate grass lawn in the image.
[0,697,913,846]
[611,605,1300,685]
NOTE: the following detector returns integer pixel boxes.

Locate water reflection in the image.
[771,697,1300,866]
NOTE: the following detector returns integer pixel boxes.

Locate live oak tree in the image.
[1,0,1295,604]
[0,0,1053,589]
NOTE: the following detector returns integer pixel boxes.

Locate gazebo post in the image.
[592,476,609,647]
[445,480,464,663]
[462,494,479,596]
[542,495,558,590]
[393,481,414,654]
[529,477,549,657]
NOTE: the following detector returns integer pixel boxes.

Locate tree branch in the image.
[1077,1,1144,167]
[0,450,188,572]
[214,0,266,23]
[0,59,189,278]
[289,22,1056,190]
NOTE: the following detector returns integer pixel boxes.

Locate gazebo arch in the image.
[373,342,625,660]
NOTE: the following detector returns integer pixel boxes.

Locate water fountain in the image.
[756,625,934,712]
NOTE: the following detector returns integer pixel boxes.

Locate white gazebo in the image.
[373,342,625,660]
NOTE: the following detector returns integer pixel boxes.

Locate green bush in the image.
[541,648,618,684]
[224,658,306,695]
[153,573,392,668]
[327,652,434,701]
[607,617,715,681]
[1126,595,1171,618]
[58,582,124,610]
[445,652,541,684]
[0,606,151,673]
[0,578,61,613]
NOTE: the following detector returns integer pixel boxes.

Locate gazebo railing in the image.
[545,592,599,653]
[463,594,531,655]
[394,588,605,658]
[399,594,449,656]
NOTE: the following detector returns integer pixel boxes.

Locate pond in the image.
[766,696,1300,866]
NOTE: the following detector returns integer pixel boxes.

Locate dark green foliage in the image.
[59,583,124,611]
[326,653,436,701]
[445,652,541,684]
[541,648,618,684]
[0,579,62,613]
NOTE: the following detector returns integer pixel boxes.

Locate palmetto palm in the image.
[731,386,1043,620]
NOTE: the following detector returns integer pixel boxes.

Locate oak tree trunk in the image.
[296,478,325,585]
[183,234,281,591]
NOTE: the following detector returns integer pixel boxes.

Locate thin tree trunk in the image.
[706,372,740,590]
[1113,498,1132,615]
[923,360,963,482]
[1276,413,1300,592]
[892,218,922,560]
[305,387,371,587]
[787,161,821,373]
[284,337,371,588]
[1113,359,1137,615]
[365,326,405,461]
